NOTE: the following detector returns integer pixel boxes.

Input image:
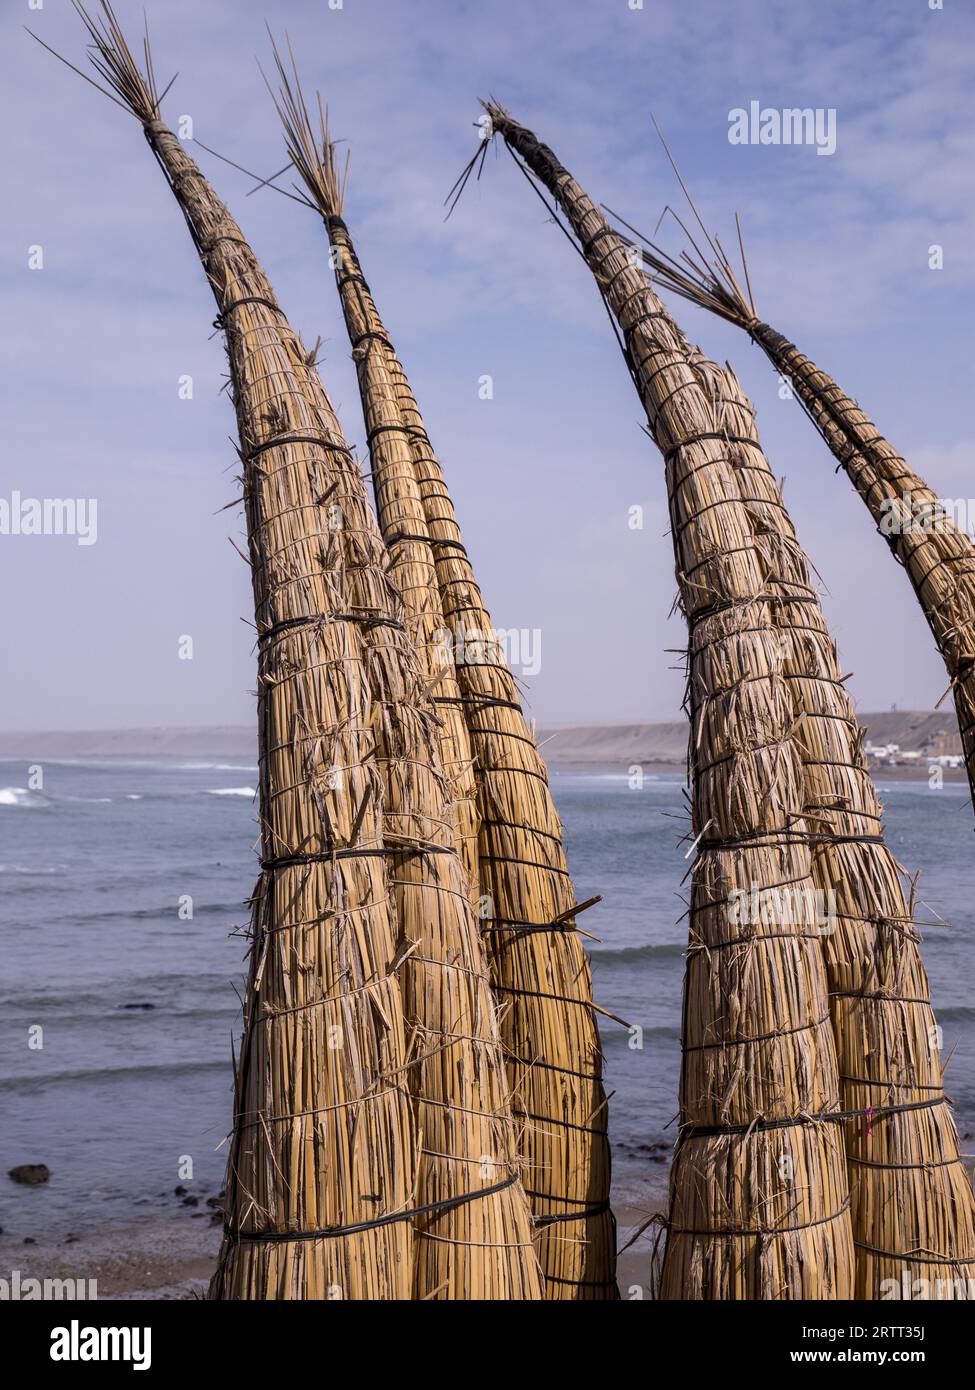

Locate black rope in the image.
[479,819,564,845]
[504,1053,602,1083]
[261,844,453,871]
[386,531,435,548]
[853,1239,975,1269]
[681,1094,950,1141]
[365,421,417,447]
[245,433,354,463]
[849,1154,964,1173]
[623,309,671,343]
[515,1109,608,1137]
[482,918,577,934]
[671,1197,851,1240]
[478,766,552,788]
[533,1199,612,1229]
[257,612,406,645]
[480,853,570,877]
[663,431,757,464]
[544,1272,619,1290]
[580,226,618,256]
[385,531,468,555]
[684,1011,830,1053]
[350,328,395,354]
[496,983,600,1009]
[688,592,811,630]
[431,694,523,714]
[216,295,285,325]
[224,1171,520,1244]
[830,990,934,1007]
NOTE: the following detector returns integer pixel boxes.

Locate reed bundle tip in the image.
[28,0,168,129]
[264,32,348,220]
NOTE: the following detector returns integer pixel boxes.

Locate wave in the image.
[0,786,42,808]
[0,862,67,875]
[590,942,685,965]
[0,971,245,1010]
[179,763,258,772]
[41,899,249,926]
[0,1003,240,1026]
[600,1023,681,1045]
[207,787,256,797]
[0,1058,233,1094]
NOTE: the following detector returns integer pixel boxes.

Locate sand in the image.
[0,1174,668,1300]
[0,1220,221,1300]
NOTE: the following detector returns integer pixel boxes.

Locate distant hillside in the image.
[538,710,961,766]
[537,721,686,766]
[853,710,961,757]
[0,712,960,765]
[0,726,256,760]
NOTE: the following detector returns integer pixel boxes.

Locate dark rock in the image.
[174,1185,188,1196]
[205,1196,223,1209]
[120,1002,155,1010]
[65,1234,79,1244]
[9,1164,50,1185]
[23,1237,35,1245]
[182,1195,199,1207]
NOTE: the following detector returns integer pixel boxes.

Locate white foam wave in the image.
[180,763,258,772]
[0,786,36,807]
[207,787,256,797]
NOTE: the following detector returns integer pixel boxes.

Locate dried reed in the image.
[266,54,617,1298]
[484,105,856,1298]
[487,105,975,1297]
[612,195,975,822]
[56,3,542,1300]
[690,349,975,1297]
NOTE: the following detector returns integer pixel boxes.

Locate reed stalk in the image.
[56,3,542,1300]
[687,348,975,1297]
[613,200,975,822]
[266,54,617,1297]
[488,105,975,1297]
[485,106,856,1298]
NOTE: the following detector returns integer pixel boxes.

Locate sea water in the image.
[1,758,972,1239]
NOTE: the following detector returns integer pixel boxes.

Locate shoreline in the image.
[0,1173,668,1300]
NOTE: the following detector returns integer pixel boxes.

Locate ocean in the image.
[2,757,973,1241]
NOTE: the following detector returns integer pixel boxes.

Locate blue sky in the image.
[1,0,972,729]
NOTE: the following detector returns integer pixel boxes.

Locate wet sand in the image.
[0,1220,220,1300]
[0,1173,669,1300]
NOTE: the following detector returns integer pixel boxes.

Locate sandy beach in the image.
[0,1173,669,1300]
[0,1220,220,1301]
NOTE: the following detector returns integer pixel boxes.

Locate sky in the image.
[1,0,972,730]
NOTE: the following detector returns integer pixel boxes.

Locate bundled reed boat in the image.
[53,2,542,1301]
[260,46,617,1298]
[483,104,975,1298]
[615,196,975,820]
